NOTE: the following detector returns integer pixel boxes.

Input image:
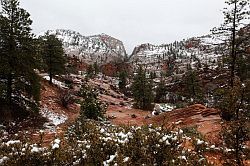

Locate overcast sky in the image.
[20,0,226,54]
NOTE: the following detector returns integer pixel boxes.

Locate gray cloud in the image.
[20,0,226,54]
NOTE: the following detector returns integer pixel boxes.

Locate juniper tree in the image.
[131,66,154,110]
[41,34,66,84]
[0,0,41,114]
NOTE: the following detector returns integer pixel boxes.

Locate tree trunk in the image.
[191,74,196,97]
[49,51,53,84]
[230,1,237,87]
[235,126,242,166]
[49,71,53,84]
[7,74,12,106]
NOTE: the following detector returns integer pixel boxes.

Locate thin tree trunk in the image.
[230,1,237,87]
[6,5,15,109]
[231,3,241,165]
[49,71,52,84]
[49,51,53,84]
[7,74,12,106]
[191,74,196,97]
[235,126,242,166]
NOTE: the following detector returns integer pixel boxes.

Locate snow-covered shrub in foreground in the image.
[0,120,212,165]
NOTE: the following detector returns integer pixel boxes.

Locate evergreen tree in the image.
[235,25,250,81]
[218,78,249,165]
[212,0,250,87]
[0,0,41,114]
[93,61,99,75]
[155,79,167,103]
[118,71,127,92]
[131,66,154,110]
[185,65,203,102]
[150,71,157,79]
[212,1,250,165]
[41,34,66,84]
[79,85,106,120]
[86,64,94,79]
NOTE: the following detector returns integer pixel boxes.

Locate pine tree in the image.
[0,0,41,114]
[118,71,127,92]
[212,0,250,87]
[235,25,250,81]
[212,1,250,164]
[218,78,249,165]
[86,64,94,79]
[155,79,167,103]
[93,61,99,75]
[41,34,66,84]
[79,85,106,120]
[131,66,154,110]
[185,65,203,102]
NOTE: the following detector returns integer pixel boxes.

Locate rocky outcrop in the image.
[148,104,222,143]
[149,104,220,125]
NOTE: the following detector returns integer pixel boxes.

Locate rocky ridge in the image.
[47,29,127,64]
[129,35,223,76]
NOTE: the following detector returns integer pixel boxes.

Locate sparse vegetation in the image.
[59,90,75,109]
[0,0,249,165]
[0,120,213,165]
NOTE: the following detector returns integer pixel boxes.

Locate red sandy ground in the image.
[106,105,150,126]
[107,104,222,144]
[31,80,80,146]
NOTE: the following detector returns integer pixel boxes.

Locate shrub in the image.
[59,90,75,109]
[0,120,212,166]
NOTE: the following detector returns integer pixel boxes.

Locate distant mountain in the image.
[46,29,127,64]
[130,35,223,76]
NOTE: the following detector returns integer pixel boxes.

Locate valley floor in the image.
[0,75,249,166]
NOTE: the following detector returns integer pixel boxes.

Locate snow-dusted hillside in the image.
[130,35,223,76]
[47,29,127,64]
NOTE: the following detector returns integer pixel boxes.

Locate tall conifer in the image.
[0,0,40,114]
[41,34,66,84]
[131,66,154,110]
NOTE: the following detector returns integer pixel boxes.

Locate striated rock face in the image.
[148,104,221,143]
[47,29,127,64]
[149,104,220,124]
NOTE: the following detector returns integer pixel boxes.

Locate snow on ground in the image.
[40,107,68,131]
[0,156,9,165]
[154,103,175,113]
[43,76,67,88]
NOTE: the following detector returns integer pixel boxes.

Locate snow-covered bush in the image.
[0,120,213,165]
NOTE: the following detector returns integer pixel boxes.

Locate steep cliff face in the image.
[47,29,127,64]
